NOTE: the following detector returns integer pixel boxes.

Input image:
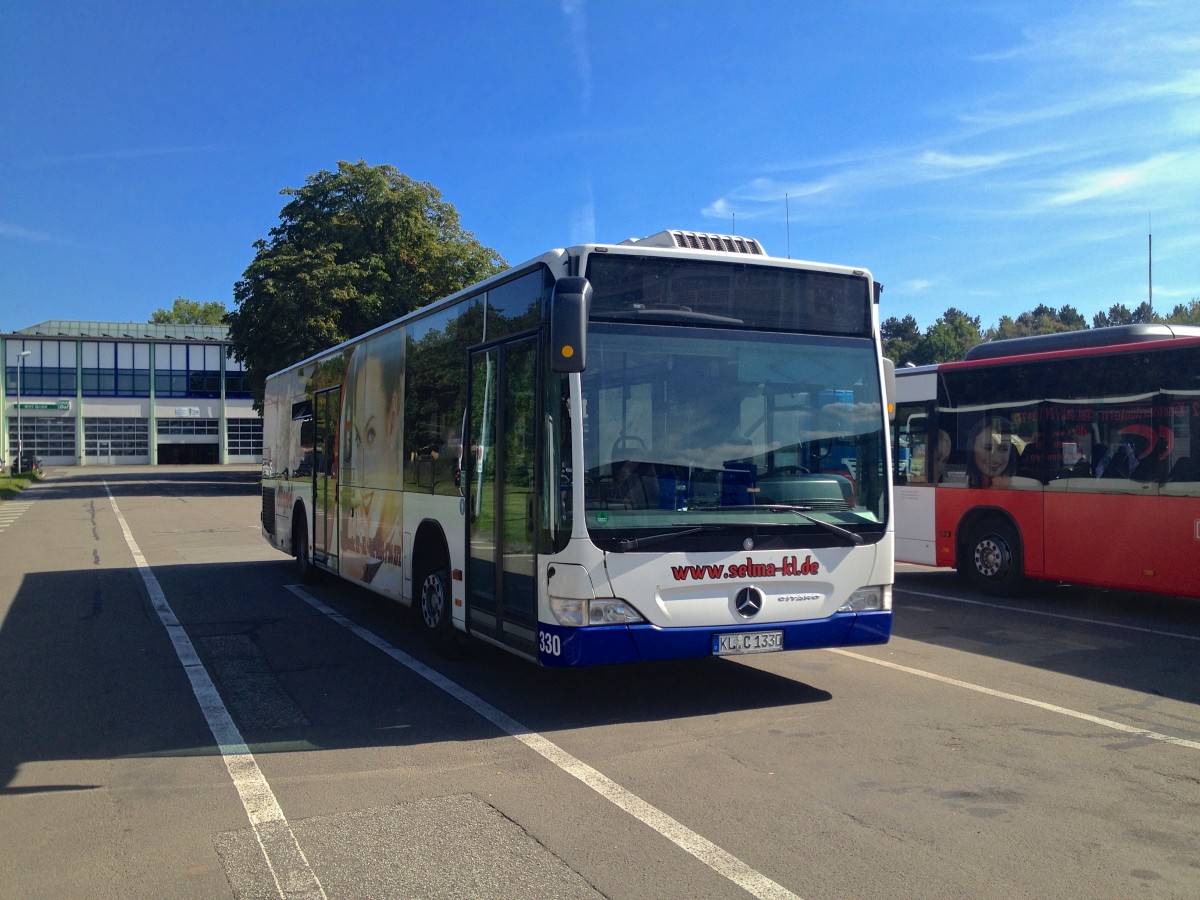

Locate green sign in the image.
[14,400,71,410]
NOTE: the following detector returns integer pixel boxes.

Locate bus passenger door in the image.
[312,385,340,567]
[467,338,539,657]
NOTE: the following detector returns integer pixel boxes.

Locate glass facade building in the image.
[3,320,262,467]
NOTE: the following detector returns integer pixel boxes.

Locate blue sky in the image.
[3,1,1199,335]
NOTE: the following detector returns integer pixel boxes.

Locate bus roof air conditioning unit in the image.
[620,230,766,256]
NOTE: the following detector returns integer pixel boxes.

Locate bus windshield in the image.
[580,323,888,550]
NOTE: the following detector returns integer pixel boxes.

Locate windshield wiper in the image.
[616,525,708,551]
[748,504,864,547]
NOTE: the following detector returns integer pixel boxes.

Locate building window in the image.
[224,350,252,398]
[81,340,150,397]
[6,340,78,396]
[155,343,224,398]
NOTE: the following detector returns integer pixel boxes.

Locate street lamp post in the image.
[16,350,31,473]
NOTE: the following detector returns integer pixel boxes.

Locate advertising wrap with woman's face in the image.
[340,329,405,587]
[967,416,1017,488]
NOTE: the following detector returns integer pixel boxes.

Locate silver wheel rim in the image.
[975,536,1009,579]
[421,574,445,629]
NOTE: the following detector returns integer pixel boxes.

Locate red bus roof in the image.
[943,324,1200,370]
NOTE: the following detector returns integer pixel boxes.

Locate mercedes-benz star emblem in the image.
[734,586,764,618]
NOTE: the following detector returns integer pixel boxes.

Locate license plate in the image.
[712,630,784,656]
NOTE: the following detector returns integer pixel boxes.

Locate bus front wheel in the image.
[419,568,452,635]
[960,518,1024,596]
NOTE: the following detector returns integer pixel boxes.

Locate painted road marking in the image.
[899,586,1200,643]
[829,647,1200,751]
[105,485,326,900]
[287,584,801,900]
[0,491,43,533]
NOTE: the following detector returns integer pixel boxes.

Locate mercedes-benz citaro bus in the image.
[260,229,894,665]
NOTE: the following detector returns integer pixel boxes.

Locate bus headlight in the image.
[839,584,892,612]
[549,596,646,627]
[589,598,645,625]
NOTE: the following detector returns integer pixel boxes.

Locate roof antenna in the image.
[785,194,791,259]
[1148,213,1153,315]
[732,211,735,233]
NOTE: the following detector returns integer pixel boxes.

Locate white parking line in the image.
[899,586,1200,642]
[105,486,326,900]
[286,584,802,900]
[828,648,1200,751]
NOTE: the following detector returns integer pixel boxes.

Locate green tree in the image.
[882,314,921,365]
[226,160,506,408]
[1092,301,1158,328]
[1057,304,1088,330]
[914,307,981,364]
[150,297,228,324]
[984,303,1087,341]
[1163,299,1200,326]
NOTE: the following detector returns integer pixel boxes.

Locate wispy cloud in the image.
[706,5,1200,230]
[0,220,52,242]
[692,3,1200,326]
[973,6,1200,70]
[1044,152,1194,206]
[28,146,221,169]
[918,150,1024,171]
[561,0,591,112]
[958,69,1200,131]
[702,175,836,220]
[570,181,596,245]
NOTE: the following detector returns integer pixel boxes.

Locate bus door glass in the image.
[892,399,939,566]
[467,337,539,652]
[313,385,340,565]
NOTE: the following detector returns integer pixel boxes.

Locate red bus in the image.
[892,324,1200,597]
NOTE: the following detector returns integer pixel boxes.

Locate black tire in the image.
[418,567,466,655]
[960,517,1024,596]
[294,518,321,585]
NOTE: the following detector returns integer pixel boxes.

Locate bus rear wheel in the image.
[960,517,1023,596]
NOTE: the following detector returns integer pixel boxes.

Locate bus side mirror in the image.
[882,357,896,422]
[550,276,590,373]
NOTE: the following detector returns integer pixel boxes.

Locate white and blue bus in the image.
[260,229,894,666]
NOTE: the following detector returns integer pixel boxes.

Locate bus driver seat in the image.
[610,458,657,509]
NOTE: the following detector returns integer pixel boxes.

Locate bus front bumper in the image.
[536,609,892,667]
